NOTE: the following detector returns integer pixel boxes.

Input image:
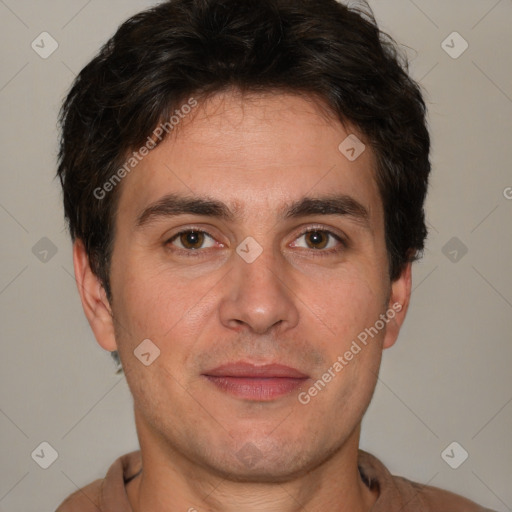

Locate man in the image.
[55,0,496,510]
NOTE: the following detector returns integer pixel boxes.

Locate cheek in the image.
[111,256,217,355]
[325,270,387,392]
[308,264,388,347]
[305,272,387,412]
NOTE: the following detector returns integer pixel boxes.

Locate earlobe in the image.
[382,262,412,350]
[73,239,118,352]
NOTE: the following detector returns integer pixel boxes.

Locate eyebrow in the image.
[135,193,371,230]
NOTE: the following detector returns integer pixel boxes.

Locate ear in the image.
[73,239,118,352]
[382,261,412,350]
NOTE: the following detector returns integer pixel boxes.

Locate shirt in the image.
[56,449,497,511]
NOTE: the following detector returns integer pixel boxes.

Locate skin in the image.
[74,90,412,512]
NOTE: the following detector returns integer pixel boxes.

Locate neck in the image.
[127,415,377,512]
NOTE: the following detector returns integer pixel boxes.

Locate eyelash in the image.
[165,226,347,258]
[292,227,347,257]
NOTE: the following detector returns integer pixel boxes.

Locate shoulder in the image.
[55,479,103,511]
[394,474,497,512]
[358,450,496,512]
[55,451,141,512]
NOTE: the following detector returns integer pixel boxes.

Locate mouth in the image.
[202,362,310,401]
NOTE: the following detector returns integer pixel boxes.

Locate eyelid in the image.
[290,225,347,253]
[165,226,223,254]
[165,225,220,241]
[295,224,346,239]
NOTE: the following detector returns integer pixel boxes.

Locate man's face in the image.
[97,91,408,480]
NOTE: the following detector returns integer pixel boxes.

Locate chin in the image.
[198,434,334,483]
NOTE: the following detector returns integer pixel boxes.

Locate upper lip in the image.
[203,362,309,379]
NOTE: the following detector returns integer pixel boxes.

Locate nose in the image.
[218,246,300,335]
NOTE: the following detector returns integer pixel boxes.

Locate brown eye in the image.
[304,231,329,249]
[179,231,204,249]
[290,229,344,254]
[169,230,216,250]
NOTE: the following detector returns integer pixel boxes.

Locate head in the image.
[58,0,429,481]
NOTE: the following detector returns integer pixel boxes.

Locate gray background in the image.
[1,0,511,510]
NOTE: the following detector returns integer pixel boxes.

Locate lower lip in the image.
[204,376,308,401]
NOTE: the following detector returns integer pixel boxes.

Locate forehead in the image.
[115,91,382,227]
